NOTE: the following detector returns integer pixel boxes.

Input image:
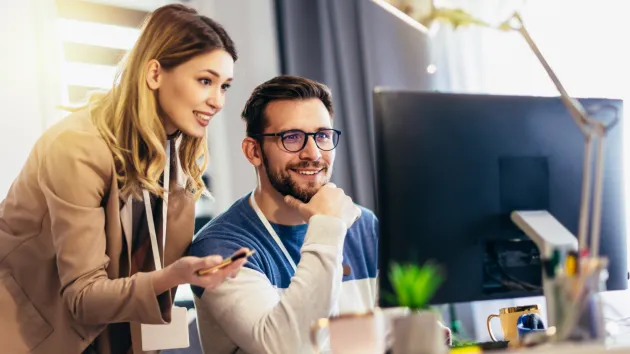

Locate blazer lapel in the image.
[119,193,133,269]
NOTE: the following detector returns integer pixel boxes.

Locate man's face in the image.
[259,98,335,203]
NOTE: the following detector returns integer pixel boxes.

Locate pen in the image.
[565,251,578,276]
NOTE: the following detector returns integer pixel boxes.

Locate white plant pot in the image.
[391,311,447,354]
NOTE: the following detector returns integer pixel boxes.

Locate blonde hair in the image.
[88,4,237,200]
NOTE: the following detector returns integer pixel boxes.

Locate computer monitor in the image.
[373,90,627,306]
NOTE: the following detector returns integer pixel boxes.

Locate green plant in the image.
[384,261,445,310]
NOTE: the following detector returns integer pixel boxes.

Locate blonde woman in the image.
[0,4,248,354]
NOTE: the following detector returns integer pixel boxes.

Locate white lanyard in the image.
[249,191,297,271]
[142,140,171,271]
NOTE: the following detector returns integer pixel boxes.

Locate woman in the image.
[0,4,247,353]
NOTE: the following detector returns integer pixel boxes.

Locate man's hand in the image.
[284,183,361,228]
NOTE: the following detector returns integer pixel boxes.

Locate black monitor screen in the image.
[373,90,627,305]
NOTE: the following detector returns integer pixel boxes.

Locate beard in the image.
[262,151,331,203]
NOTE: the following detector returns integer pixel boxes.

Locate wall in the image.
[0,1,60,198]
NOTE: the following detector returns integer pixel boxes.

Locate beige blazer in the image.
[0,110,196,354]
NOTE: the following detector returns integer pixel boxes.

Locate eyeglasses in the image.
[252,129,341,152]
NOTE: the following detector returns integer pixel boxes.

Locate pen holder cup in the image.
[544,265,607,343]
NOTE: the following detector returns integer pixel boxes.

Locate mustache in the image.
[287,161,328,170]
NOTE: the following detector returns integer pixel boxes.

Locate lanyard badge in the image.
[140,140,190,351]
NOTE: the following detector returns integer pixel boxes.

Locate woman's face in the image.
[152,49,234,138]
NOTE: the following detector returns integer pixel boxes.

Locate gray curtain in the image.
[275,0,437,211]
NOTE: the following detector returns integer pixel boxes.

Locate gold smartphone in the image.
[196,249,256,276]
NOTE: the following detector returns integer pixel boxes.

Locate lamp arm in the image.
[508,14,593,137]
[507,13,607,253]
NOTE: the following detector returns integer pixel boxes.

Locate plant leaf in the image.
[387,260,445,310]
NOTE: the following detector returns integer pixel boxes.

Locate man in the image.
[189,75,377,354]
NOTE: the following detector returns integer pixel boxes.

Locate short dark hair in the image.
[241,75,334,137]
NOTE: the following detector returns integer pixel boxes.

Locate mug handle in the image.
[486,314,500,342]
[310,318,330,354]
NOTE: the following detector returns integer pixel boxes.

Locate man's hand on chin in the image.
[283,183,361,228]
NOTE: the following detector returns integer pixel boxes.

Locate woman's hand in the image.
[152,248,249,294]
